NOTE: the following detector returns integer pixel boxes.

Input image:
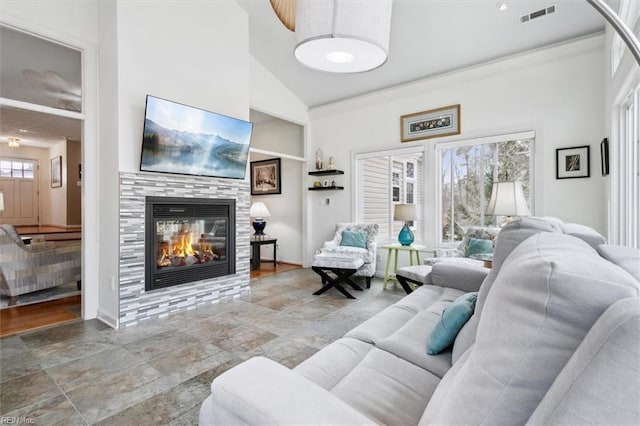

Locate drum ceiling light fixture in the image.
[291,0,393,73]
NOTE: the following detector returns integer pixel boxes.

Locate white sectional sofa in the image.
[199,217,640,425]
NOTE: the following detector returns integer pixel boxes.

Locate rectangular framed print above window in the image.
[401,104,461,142]
[556,146,590,179]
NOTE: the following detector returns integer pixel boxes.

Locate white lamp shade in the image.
[394,204,417,221]
[0,192,4,212]
[250,202,271,218]
[294,0,393,73]
[485,181,530,217]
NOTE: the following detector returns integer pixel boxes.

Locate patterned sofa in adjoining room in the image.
[0,224,81,306]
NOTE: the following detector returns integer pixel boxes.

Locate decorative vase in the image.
[315,149,323,170]
[398,224,414,246]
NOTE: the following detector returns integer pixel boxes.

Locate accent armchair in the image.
[0,224,81,306]
[425,226,500,267]
[318,223,379,287]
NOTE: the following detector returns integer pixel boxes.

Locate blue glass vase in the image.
[398,224,414,246]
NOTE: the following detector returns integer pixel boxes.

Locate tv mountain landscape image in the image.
[141,118,250,179]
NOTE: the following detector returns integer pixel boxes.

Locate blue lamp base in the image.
[398,224,414,246]
[252,219,267,236]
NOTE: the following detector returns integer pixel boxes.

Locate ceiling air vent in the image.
[520,4,557,23]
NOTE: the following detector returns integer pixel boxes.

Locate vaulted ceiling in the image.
[238,0,610,108]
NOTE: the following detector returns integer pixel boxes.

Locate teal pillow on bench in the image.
[427,292,478,355]
[466,237,493,257]
[340,230,368,248]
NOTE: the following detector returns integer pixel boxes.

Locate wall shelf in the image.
[308,170,344,176]
[308,186,344,191]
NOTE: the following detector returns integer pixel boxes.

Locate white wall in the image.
[0,1,98,45]
[307,35,606,268]
[116,2,250,172]
[47,141,67,226]
[250,55,309,126]
[250,119,304,264]
[96,0,120,326]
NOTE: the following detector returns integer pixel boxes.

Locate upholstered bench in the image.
[312,254,365,299]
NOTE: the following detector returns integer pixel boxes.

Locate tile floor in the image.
[0,268,405,425]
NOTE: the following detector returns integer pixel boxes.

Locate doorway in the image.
[248,109,305,279]
[0,25,84,333]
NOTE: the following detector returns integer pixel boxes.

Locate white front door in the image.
[0,158,39,226]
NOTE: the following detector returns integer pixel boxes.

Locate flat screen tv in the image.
[140,95,253,179]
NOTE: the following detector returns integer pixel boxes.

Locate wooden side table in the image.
[250,236,277,270]
[381,243,428,289]
[469,253,493,268]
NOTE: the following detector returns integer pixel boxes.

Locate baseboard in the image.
[97,309,118,329]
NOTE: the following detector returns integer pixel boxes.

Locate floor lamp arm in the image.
[587,0,640,66]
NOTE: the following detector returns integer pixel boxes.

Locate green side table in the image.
[381,243,428,290]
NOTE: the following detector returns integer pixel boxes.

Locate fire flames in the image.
[173,232,196,257]
[157,231,219,268]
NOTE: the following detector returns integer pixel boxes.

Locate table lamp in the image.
[250,202,271,236]
[394,204,416,246]
[485,180,530,223]
[0,191,4,214]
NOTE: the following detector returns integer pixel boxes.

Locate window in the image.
[356,148,424,240]
[0,159,35,179]
[437,132,534,243]
[617,85,640,248]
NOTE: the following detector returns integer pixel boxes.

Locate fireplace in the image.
[145,196,235,292]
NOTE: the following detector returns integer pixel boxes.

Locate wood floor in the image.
[0,295,81,338]
[250,261,301,279]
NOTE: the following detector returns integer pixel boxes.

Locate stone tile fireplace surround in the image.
[119,172,250,327]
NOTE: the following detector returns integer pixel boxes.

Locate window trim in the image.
[434,130,536,245]
[353,145,425,241]
[0,157,37,180]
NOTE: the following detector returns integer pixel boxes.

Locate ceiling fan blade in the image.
[22,69,50,92]
[43,70,81,97]
[23,69,82,110]
[270,0,296,32]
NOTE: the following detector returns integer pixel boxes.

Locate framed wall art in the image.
[401,104,461,142]
[250,158,281,195]
[556,146,590,179]
[51,155,62,188]
[600,137,609,176]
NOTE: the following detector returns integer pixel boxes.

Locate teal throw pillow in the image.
[340,230,368,249]
[466,237,494,257]
[427,292,478,355]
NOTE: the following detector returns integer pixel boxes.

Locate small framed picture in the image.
[556,146,590,179]
[250,158,281,195]
[51,156,62,188]
[401,104,461,142]
[600,138,609,176]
